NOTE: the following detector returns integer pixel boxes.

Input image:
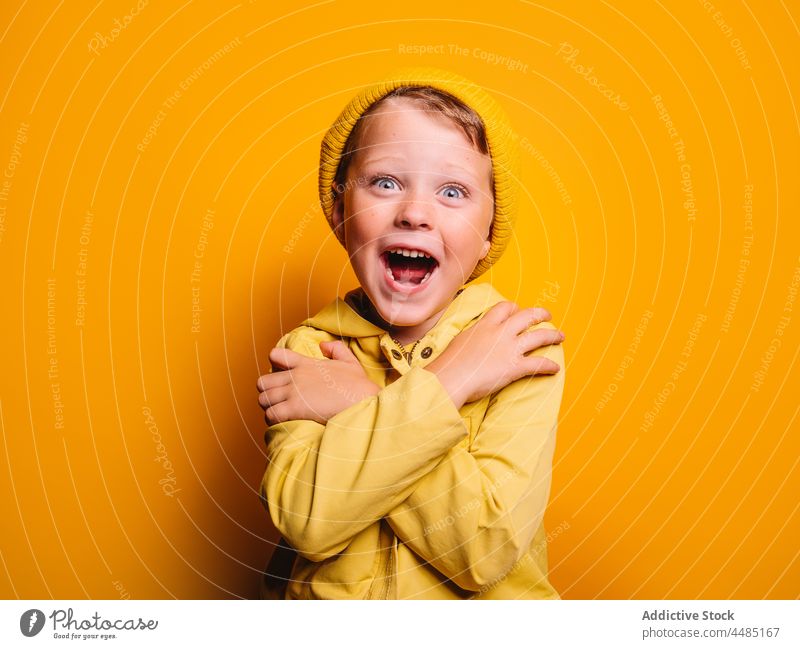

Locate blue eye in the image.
[373,176,398,190]
[440,185,467,199]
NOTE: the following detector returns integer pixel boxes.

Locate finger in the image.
[517,328,565,354]
[522,356,561,375]
[265,402,288,427]
[505,306,553,334]
[257,371,291,392]
[319,340,358,364]
[482,300,520,324]
[259,385,290,411]
[268,346,311,369]
[319,341,333,358]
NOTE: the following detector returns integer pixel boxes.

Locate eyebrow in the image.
[358,155,404,167]
[443,162,480,177]
[359,157,489,185]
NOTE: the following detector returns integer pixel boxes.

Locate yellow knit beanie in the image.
[318,67,520,283]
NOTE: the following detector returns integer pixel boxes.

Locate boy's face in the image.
[331,97,494,337]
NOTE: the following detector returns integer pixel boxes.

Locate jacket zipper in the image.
[382,532,396,599]
[391,337,420,365]
[363,521,395,600]
[380,339,409,598]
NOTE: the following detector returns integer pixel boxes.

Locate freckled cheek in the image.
[446,215,487,245]
[344,219,382,263]
[347,215,377,241]
[347,202,390,239]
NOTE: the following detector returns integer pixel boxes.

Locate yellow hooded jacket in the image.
[260,282,565,599]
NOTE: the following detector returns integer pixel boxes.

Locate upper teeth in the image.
[388,248,432,259]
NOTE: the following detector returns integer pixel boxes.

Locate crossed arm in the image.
[258,318,565,590]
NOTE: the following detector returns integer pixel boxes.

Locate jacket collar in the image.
[300,282,507,344]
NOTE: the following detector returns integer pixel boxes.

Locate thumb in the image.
[319,340,358,363]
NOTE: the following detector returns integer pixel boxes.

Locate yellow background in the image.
[1,0,797,599]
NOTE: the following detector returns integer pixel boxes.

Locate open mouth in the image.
[380,249,439,287]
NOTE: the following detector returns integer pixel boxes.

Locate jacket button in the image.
[421,346,433,358]
[391,349,402,360]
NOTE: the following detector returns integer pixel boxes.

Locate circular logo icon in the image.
[20,609,46,637]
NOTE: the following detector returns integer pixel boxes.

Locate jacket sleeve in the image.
[260,327,469,563]
[384,321,565,591]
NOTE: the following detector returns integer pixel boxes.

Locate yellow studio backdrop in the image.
[0,0,797,599]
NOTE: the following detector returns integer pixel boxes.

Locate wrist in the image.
[424,360,468,410]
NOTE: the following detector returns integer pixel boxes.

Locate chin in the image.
[372,298,435,327]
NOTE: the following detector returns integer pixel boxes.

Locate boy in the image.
[257,67,566,599]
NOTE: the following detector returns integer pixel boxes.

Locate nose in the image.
[394,188,434,230]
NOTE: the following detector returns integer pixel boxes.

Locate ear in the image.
[330,182,346,246]
[478,237,491,260]
[478,219,493,260]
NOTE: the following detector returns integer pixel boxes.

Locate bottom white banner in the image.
[1,599,796,648]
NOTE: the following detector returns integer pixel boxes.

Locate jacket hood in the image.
[300,282,508,343]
